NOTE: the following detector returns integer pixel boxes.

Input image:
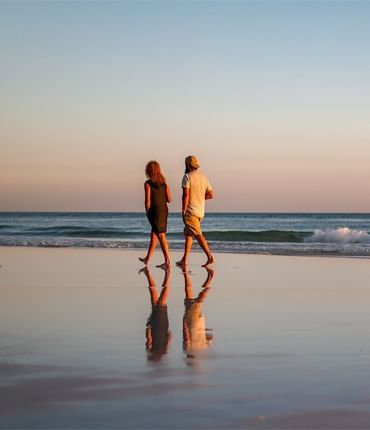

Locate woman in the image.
[139,161,171,267]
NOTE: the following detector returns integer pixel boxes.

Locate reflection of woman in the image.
[139,161,171,268]
[140,266,172,361]
[183,268,214,354]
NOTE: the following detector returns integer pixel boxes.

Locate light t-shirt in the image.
[182,170,212,218]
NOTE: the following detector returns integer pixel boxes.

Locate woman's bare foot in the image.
[138,257,148,265]
[202,255,214,267]
[138,266,149,275]
[156,262,171,269]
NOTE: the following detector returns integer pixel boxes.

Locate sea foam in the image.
[306,227,370,243]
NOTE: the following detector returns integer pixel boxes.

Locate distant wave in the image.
[1,226,309,242]
[0,224,13,230]
[2,226,145,238]
[192,230,309,242]
[1,227,370,244]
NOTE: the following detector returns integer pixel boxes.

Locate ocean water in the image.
[1,212,370,257]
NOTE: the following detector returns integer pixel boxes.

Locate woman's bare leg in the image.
[157,233,171,268]
[139,266,158,304]
[158,267,171,305]
[139,232,158,265]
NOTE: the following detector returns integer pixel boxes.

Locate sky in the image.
[1,1,370,212]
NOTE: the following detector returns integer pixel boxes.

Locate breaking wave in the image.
[305,227,370,244]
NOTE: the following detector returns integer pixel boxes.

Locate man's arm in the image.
[182,187,190,215]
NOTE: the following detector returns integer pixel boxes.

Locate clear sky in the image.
[1,1,370,212]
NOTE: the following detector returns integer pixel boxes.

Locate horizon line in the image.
[1,211,370,215]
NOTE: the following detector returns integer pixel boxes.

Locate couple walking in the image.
[139,155,214,268]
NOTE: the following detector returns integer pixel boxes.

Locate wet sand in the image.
[1,247,370,429]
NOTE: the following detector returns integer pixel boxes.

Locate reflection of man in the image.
[140,267,172,361]
[182,268,214,356]
[177,155,214,267]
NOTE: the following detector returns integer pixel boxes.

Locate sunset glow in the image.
[1,2,370,211]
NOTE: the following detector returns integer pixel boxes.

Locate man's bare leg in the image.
[139,232,158,265]
[198,267,215,302]
[195,234,214,266]
[182,269,193,301]
[176,235,193,267]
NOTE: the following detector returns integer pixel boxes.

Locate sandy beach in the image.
[1,246,370,429]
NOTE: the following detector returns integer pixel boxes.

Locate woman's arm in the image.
[165,184,172,203]
[144,182,151,212]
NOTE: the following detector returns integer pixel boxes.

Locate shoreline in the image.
[1,244,370,260]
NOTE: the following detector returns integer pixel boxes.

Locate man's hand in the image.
[205,190,214,200]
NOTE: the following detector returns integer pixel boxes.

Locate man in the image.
[176,155,214,267]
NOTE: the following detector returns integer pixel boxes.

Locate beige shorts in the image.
[183,213,203,237]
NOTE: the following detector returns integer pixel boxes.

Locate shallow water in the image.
[1,248,370,428]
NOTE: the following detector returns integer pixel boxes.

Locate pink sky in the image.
[1,2,370,212]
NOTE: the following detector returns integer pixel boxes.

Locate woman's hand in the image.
[165,184,172,203]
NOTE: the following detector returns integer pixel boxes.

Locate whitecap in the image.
[305,227,370,244]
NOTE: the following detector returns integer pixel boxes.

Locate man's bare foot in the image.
[202,255,214,267]
[176,259,188,269]
[156,262,171,270]
[204,267,215,285]
[138,257,148,265]
[205,267,215,277]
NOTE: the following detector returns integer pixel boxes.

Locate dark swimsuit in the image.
[146,180,168,234]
